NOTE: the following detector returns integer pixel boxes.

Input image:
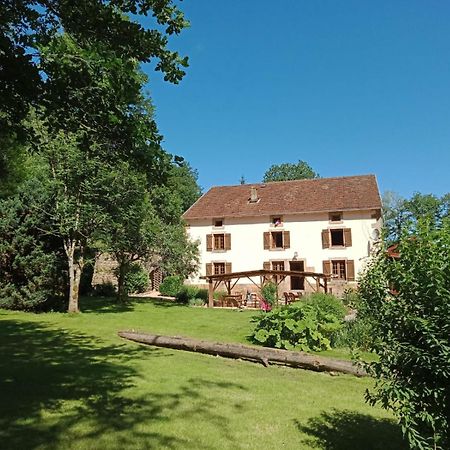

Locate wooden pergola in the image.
[201,269,328,308]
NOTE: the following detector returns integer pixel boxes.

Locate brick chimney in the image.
[249,186,258,203]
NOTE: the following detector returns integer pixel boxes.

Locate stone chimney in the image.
[249,186,258,203]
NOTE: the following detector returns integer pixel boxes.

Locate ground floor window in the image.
[214,262,226,275]
[332,260,347,280]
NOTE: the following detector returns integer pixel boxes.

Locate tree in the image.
[167,159,202,212]
[0,0,189,137]
[359,220,450,449]
[382,191,450,242]
[262,160,319,182]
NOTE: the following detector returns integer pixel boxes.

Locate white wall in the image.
[186,210,381,288]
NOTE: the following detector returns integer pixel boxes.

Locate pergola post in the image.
[208,279,214,308]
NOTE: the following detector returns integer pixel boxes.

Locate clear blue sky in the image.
[143,1,450,198]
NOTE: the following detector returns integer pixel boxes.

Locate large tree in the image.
[262,160,319,182]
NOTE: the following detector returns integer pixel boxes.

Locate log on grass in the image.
[118,331,366,377]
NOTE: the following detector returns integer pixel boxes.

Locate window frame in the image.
[329,212,343,223]
[331,260,347,280]
[213,262,226,275]
[330,228,345,247]
[213,233,225,251]
[271,231,284,249]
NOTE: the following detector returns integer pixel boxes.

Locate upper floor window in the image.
[263,231,290,250]
[321,228,352,248]
[213,218,224,228]
[271,216,283,227]
[206,233,231,251]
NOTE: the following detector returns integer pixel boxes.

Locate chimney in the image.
[249,186,258,203]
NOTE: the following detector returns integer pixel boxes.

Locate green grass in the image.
[0,297,406,449]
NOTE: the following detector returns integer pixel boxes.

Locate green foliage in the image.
[252,301,343,351]
[188,298,206,307]
[304,293,347,321]
[332,319,374,350]
[261,282,278,307]
[263,160,319,182]
[0,179,66,311]
[159,276,184,297]
[359,220,450,449]
[124,264,149,294]
[175,285,201,304]
[92,282,117,298]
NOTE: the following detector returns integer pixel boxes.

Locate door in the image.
[290,261,305,290]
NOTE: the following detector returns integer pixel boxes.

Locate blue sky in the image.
[142,1,450,198]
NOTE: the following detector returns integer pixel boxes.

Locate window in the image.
[272,231,284,248]
[330,229,345,247]
[329,212,342,222]
[213,218,223,228]
[214,234,225,250]
[271,261,285,271]
[206,233,231,251]
[271,216,283,227]
[213,262,226,275]
[332,260,347,280]
[264,231,290,250]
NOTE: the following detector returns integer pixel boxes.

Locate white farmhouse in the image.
[183,175,382,297]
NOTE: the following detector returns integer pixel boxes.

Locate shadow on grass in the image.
[295,409,407,450]
[0,319,246,449]
[79,296,185,313]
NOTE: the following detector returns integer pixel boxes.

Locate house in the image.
[182,175,382,297]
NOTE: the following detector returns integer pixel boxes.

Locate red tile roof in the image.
[183,175,381,220]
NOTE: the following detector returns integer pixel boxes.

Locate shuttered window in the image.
[322,228,352,248]
[207,233,231,251]
[263,231,290,249]
[323,259,355,281]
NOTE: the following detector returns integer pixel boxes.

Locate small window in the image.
[213,262,226,275]
[213,219,223,228]
[330,229,344,247]
[214,234,225,250]
[271,231,284,249]
[271,216,283,227]
[332,260,347,280]
[329,212,342,222]
[271,261,285,271]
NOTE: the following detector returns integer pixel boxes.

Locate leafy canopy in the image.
[262,160,319,182]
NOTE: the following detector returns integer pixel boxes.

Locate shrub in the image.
[197,288,208,301]
[92,282,116,297]
[251,301,343,351]
[261,281,278,306]
[304,293,347,321]
[214,290,227,300]
[341,287,362,310]
[360,220,450,450]
[175,285,199,304]
[124,264,149,294]
[331,318,373,350]
[188,297,206,307]
[159,275,183,296]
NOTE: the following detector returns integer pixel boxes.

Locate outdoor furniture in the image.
[221,293,243,307]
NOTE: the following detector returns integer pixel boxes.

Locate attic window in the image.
[329,212,342,223]
[272,216,283,227]
[213,219,223,228]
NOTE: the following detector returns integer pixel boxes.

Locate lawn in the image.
[0,297,406,449]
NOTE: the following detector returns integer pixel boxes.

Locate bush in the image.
[124,264,149,294]
[188,297,206,307]
[175,285,199,304]
[251,301,343,351]
[214,290,227,300]
[261,281,278,306]
[360,220,450,450]
[304,293,347,321]
[159,275,183,296]
[92,282,116,297]
[197,288,208,302]
[331,318,373,350]
[341,287,362,310]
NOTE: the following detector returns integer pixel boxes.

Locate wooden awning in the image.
[201,269,329,307]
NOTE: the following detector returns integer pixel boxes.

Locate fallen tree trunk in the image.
[118,331,366,377]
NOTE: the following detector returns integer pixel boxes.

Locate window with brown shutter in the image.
[206,234,213,251]
[271,231,283,249]
[344,228,352,247]
[346,260,355,281]
[224,233,231,250]
[213,262,226,275]
[283,231,290,249]
[330,229,345,247]
[206,263,212,276]
[214,233,225,250]
[322,260,331,275]
[322,229,330,248]
[332,260,347,279]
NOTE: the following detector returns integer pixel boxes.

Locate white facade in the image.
[185,209,381,295]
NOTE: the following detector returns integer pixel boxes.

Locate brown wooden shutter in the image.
[225,233,231,250]
[225,262,232,274]
[344,228,352,247]
[283,231,290,249]
[206,234,213,251]
[206,263,212,276]
[321,230,330,249]
[346,260,355,281]
[263,261,270,270]
[322,260,331,275]
[263,232,270,249]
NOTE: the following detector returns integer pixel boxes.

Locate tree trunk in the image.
[65,239,84,313]
[118,331,367,377]
[116,257,128,303]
